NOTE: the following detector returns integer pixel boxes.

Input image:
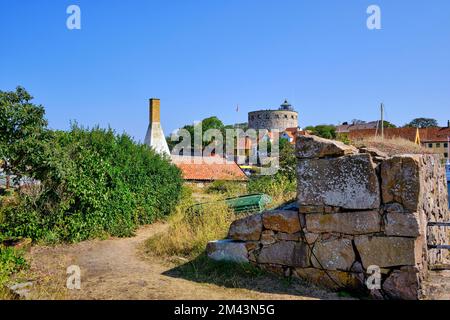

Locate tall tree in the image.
[0,87,49,186]
[405,118,438,128]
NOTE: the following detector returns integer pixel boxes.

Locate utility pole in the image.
[380,103,384,140]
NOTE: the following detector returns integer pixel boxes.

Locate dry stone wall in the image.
[206,135,450,300]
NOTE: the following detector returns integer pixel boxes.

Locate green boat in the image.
[224,193,272,215]
[191,193,272,215]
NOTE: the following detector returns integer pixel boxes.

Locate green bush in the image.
[0,247,27,285]
[0,125,183,242]
[248,173,296,206]
[206,180,247,197]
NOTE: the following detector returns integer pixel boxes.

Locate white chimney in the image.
[144,98,170,155]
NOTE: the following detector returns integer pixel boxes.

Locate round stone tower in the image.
[248,100,299,131]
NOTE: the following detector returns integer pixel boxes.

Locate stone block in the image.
[257,241,310,267]
[311,238,356,271]
[261,230,276,246]
[384,212,421,237]
[228,214,262,241]
[382,266,420,300]
[293,268,362,290]
[297,154,380,210]
[306,211,381,235]
[296,135,358,159]
[355,236,420,268]
[262,210,301,234]
[206,240,248,263]
[380,155,421,212]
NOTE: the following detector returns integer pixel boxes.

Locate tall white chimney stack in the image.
[144,98,170,155]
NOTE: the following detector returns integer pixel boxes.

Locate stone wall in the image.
[248,110,298,131]
[206,135,450,299]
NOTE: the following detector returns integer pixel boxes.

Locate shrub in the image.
[248,174,296,206]
[206,180,247,197]
[0,125,183,242]
[0,247,27,286]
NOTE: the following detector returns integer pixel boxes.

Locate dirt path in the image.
[25,224,344,300]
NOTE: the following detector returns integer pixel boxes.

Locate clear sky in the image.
[1,0,450,142]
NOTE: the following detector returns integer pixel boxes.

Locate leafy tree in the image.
[169,116,225,152]
[304,125,336,139]
[0,87,48,187]
[278,138,296,182]
[381,120,397,128]
[405,118,438,128]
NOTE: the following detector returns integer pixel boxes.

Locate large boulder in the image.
[297,154,380,210]
[262,210,301,234]
[296,135,358,159]
[228,214,262,241]
[306,211,381,235]
[257,241,310,267]
[354,236,420,268]
[206,240,249,263]
[311,238,355,271]
[382,266,420,300]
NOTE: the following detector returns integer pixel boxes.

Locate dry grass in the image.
[145,192,236,259]
[352,136,433,156]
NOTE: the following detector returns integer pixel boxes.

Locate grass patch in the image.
[145,187,236,259]
[0,246,28,299]
[352,136,432,156]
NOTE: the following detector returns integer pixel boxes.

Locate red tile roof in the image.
[171,156,248,182]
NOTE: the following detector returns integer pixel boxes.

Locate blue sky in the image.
[1,0,450,142]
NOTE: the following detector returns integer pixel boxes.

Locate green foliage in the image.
[278,138,296,181]
[0,88,183,243]
[381,120,397,128]
[0,247,28,285]
[405,117,438,128]
[248,174,295,206]
[206,180,247,197]
[0,86,48,182]
[304,124,336,139]
[168,116,225,152]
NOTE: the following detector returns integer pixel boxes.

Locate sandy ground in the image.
[23,223,346,300]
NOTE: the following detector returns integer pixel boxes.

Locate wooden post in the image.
[381,103,384,140]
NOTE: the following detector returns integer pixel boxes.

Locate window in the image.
[445,153,448,158]
[444,143,448,148]
[428,143,433,148]
[284,115,288,119]
[436,143,441,148]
